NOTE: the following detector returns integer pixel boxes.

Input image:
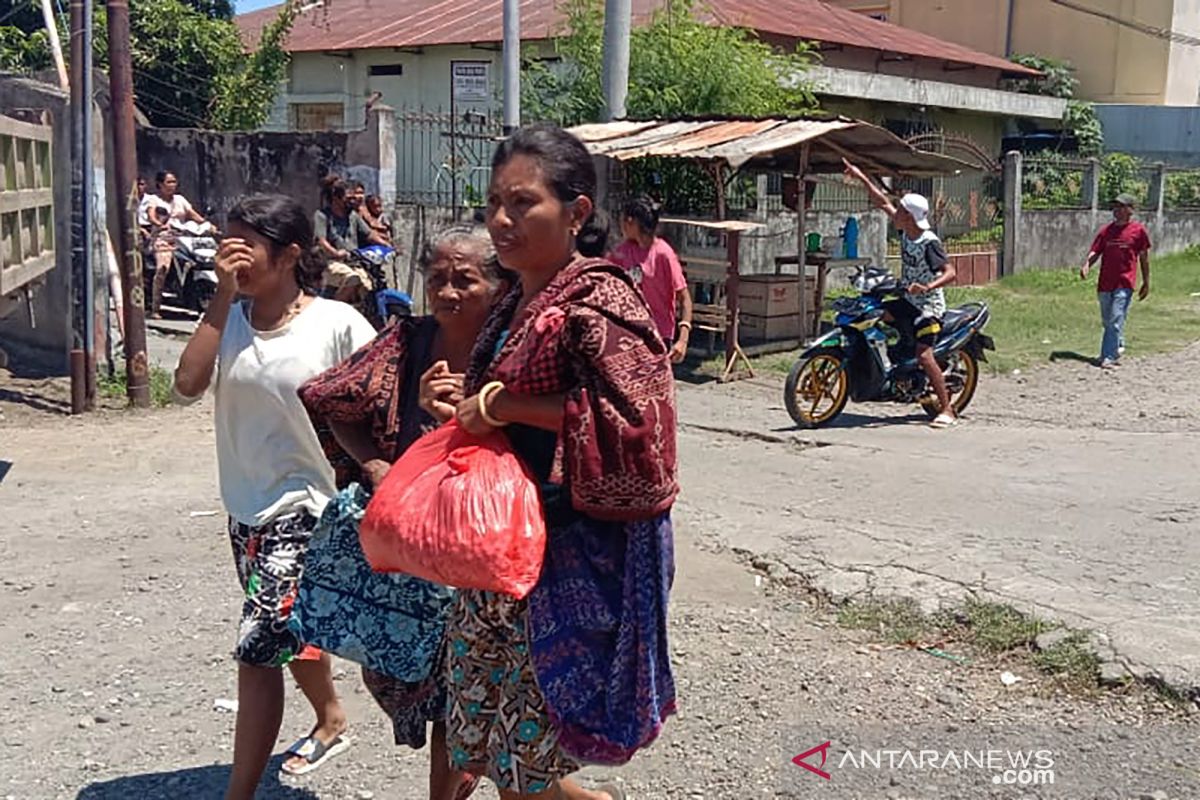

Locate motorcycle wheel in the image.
[919,349,980,419]
[784,348,849,429]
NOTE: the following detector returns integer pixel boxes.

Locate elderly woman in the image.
[428,124,678,800]
[299,226,507,800]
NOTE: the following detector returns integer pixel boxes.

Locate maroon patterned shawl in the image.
[299,316,435,488]
[465,258,678,521]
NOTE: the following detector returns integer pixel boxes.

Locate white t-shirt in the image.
[138,193,194,227]
[180,297,376,526]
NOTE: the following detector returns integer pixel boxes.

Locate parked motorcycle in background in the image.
[144,219,219,314]
[337,244,413,330]
[784,266,995,428]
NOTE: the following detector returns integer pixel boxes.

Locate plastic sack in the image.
[360,420,547,599]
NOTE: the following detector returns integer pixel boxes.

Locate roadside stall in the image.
[569,116,974,381]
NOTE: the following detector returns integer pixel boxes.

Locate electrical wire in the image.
[1049,0,1200,48]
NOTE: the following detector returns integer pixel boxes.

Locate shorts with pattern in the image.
[228,512,323,668]
[444,589,580,793]
[884,297,942,348]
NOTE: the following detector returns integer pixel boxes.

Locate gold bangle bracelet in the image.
[478,381,510,428]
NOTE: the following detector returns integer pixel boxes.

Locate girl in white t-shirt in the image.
[173,194,376,798]
[139,170,210,318]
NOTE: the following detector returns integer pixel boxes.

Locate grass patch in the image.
[961,598,1047,654]
[837,598,934,646]
[837,596,1103,691]
[1031,631,1102,691]
[99,364,175,408]
[722,249,1200,377]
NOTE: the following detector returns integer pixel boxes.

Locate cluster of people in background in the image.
[173,124,687,800]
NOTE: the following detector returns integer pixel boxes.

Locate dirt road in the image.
[2,344,1200,799]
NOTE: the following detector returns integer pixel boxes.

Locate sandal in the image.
[279,732,352,776]
[929,413,958,430]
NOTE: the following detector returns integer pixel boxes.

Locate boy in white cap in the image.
[844,159,959,428]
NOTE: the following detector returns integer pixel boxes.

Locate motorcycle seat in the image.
[941,306,981,335]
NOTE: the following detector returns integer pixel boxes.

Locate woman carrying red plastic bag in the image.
[422,125,679,800]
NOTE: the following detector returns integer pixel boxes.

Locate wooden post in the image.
[725,229,739,372]
[795,144,810,343]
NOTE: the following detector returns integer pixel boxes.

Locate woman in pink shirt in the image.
[610,195,693,363]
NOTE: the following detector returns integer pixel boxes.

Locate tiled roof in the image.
[236,0,1038,76]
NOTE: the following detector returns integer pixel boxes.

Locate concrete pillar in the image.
[1083,157,1100,230]
[755,174,769,220]
[1002,151,1022,277]
[375,105,397,210]
[1148,162,1167,233]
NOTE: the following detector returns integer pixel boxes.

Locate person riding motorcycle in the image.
[843,159,959,429]
[138,170,212,318]
[314,177,387,304]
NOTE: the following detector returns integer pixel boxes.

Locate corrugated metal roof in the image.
[236,0,1038,76]
[568,117,975,176]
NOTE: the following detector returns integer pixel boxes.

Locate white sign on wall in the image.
[451,61,491,103]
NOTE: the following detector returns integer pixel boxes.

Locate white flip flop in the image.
[929,413,959,430]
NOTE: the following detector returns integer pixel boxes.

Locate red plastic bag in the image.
[360,420,547,599]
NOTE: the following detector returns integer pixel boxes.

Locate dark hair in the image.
[623,194,661,235]
[418,225,516,287]
[577,209,610,258]
[490,123,606,253]
[227,194,326,295]
[320,175,348,206]
[352,181,365,191]
[155,170,176,187]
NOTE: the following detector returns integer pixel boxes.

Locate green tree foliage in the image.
[1004,53,1102,156]
[524,0,816,125]
[0,0,293,130]
[522,0,818,213]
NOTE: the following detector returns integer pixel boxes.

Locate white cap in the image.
[899,193,931,230]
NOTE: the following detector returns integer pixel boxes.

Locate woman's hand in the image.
[216,238,252,296]
[362,458,391,490]
[455,393,496,436]
[418,360,464,423]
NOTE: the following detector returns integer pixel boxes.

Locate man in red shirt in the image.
[1080,193,1151,369]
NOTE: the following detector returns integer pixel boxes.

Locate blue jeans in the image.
[1098,288,1133,363]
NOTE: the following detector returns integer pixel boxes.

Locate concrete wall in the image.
[1096,105,1200,167]
[137,107,396,222]
[828,0,1198,106]
[270,44,501,132]
[1014,209,1200,270]
[0,77,73,371]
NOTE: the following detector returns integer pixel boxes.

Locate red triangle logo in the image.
[792,741,833,781]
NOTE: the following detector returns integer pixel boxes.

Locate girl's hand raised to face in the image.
[216,238,253,296]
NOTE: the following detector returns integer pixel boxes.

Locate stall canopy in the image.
[568,116,975,177]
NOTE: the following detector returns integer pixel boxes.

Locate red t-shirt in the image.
[610,237,687,343]
[1091,221,1151,292]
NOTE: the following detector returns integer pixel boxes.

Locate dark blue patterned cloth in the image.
[290,484,456,681]
[526,513,677,764]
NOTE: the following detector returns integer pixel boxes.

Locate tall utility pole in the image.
[502,0,520,133]
[107,0,150,407]
[601,0,631,121]
[68,0,95,412]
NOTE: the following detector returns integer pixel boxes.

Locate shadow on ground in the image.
[1050,350,1098,366]
[76,757,318,800]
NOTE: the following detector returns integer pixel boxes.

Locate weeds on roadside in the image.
[99,364,174,408]
[837,595,1102,692]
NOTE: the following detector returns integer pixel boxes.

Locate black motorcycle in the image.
[784,266,995,428]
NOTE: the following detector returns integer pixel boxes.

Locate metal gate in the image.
[395,108,503,207]
[901,132,1002,285]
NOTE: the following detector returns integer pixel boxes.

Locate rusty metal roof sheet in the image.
[236,0,1038,77]
[568,117,974,176]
